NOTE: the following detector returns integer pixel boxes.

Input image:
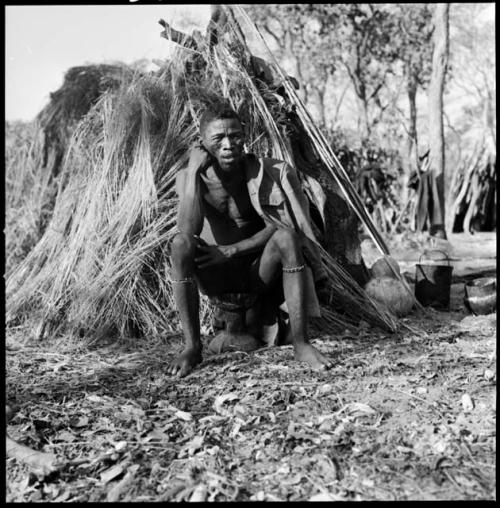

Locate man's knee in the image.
[271,228,301,254]
[269,228,303,266]
[170,233,196,262]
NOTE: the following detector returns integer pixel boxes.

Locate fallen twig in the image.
[389,387,446,419]
[443,470,468,496]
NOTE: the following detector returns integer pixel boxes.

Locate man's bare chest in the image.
[200,172,257,222]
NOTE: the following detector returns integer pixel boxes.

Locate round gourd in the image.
[371,255,401,279]
[364,276,413,317]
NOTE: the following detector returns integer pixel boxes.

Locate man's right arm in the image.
[175,169,204,236]
[175,145,211,236]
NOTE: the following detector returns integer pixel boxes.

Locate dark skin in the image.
[168,117,333,377]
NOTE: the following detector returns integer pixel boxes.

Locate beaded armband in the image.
[282,264,305,273]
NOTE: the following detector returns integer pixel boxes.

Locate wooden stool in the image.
[207,293,262,354]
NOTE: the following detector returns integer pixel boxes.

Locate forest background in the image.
[242,3,496,236]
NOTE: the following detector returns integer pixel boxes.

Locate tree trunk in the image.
[332,81,350,127]
[283,29,307,103]
[344,61,371,138]
[402,71,419,206]
[427,3,450,239]
[308,85,326,126]
[361,97,371,138]
[484,85,495,145]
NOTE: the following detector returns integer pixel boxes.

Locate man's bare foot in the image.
[294,343,333,370]
[167,347,202,377]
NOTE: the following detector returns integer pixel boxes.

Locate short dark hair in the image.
[199,103,242,134]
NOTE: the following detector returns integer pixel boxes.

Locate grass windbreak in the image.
[6,23,397,342]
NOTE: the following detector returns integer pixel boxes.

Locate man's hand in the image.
[194,237,236,269]
[187,143,212,173]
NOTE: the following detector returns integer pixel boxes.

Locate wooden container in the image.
[464,277,496,315]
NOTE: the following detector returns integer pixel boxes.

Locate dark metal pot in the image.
[415,250,453,310]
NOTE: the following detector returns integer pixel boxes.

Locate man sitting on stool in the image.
[167,102,331,377]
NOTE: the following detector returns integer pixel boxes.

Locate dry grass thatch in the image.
[37,64,136,176]
[6,11,398,343]
[5,121,55,272]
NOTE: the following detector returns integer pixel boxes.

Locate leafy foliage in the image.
[325,128,403,233]
[247,4,432,136]
[245,3,437,226]
[391,3,433,88]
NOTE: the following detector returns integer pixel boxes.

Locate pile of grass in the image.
[37,64,135,176]
[6,65,136,272]
[6,17,397,342]
[5,121,55,274]
[7,67,193,339]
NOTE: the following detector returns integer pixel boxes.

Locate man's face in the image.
[201,118,245,171]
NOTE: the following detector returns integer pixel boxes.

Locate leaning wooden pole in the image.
[232,5,388,255]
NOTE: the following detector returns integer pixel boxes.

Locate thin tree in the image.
[393,4,433,205]
[426,3,450,238]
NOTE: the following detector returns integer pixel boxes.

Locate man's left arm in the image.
[195,224,277,269]
[226,224,277,256]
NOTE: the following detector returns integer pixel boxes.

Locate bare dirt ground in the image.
[5,233,496,501]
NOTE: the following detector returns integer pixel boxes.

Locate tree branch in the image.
[262,23,282,47]
[343,61,363,99]
[368,80,385,102]
[332,81,350,125]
